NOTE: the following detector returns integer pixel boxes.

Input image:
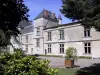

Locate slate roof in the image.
[34,9,58,21]
[34,10,44,20]
[44,20,58,28]
[18,20,32,29]
[21,25,34,34]
[17,20,33,34]
[44,21,81,30]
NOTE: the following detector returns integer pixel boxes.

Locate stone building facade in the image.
[18,10,100,58]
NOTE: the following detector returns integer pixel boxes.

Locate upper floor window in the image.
[48,44,51,53]
[48,32,51,41]
[60,44,64,53]
[84,28,90,37]
[84,42,91,54]
[26,35,28,43]
[36,39,40,47]
[59,30,64,40]
[37,27,40,36]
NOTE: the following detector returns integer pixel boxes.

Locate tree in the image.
[60,0,100,31]
[0,0,29,46]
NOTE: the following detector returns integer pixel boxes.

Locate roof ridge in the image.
[24,25,34,28]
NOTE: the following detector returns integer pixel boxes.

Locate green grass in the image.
[40,55,92,59]
[58,68,78,75]
[79,56,92,59]
[40,54,63,58]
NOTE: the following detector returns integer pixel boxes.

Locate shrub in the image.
[0,49,58,75]
[65,47,78,61]
[0,63,5,75]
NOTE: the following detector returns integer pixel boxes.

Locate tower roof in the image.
[34,9,57,21]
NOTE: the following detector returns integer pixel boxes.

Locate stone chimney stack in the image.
[58,14,62,24]
[44,10,48,17]
[52,13,55,19]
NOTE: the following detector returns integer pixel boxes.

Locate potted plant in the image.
[65,47,78,68]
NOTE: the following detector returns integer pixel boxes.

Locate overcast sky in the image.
[24,0,72,24]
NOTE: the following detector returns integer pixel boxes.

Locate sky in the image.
[24,0,72,24]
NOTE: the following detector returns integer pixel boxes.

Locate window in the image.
[59,30,64,40]
[26,35,28,42]
[60,44,64,53]
[31,48,33,53]
[21,36,22,42]
[48,32,51,40]
[48,44,51,53]
[37,27,40,36]
[84,28,90,37]
[84,42,91,54]
[36,39,40,47]
[25,45,28,52]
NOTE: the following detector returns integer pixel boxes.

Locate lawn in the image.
[58,68,78,75]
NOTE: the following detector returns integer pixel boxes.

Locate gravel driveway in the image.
[38,56,100,68]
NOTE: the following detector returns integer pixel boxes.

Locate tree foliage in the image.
[0,49,58,75]
[60,0,100,31]
[0,0,29,46]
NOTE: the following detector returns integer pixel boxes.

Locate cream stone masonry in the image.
[10,10,100,58]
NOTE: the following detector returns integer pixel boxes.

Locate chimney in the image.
[44,10,48,17]
[58,14,62,24]
[52,13,55,19]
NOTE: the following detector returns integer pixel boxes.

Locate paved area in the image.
[38,56,100,68]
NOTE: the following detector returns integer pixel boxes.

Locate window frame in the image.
[48,32,52,41]
[59,44,64,53]
[37,27,40,36]
[84,42,91,54]
[31,48,33,53]
[25,45,28,52]
[84,28,90,37]
[48,44,51,53]
[59,30,64,40]
[26,35,28,43]
[36,39,40,47]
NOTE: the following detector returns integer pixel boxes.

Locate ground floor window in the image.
[25,45,28,52]
[84,42,91,54]
[60,44,64,53]
[36,39,40,47]
[31,48,33,53]
[48,44,51,53]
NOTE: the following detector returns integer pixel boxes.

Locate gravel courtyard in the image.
[38,56,100,68]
